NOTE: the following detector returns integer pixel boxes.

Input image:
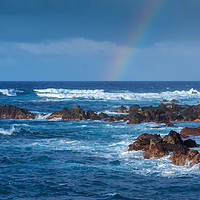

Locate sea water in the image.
[0,81,200,199]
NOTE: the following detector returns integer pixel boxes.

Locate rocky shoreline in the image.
[1,103,200,168]
[2,103,200,123]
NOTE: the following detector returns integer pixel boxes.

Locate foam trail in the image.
[35,113,52,120]
[34,88,200,101]
[0,89,23,96]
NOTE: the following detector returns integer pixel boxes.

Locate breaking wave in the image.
[34,88,200,101]
[0,89,23,96]
[0,126,20,135]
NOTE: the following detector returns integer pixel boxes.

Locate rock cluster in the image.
[46,103,200,124]
[46,105,108,121]
[128,130,200,167]
[123,103,200,124]
[0,104,36,119]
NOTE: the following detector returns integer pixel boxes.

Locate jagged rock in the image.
[180,127,200,138]
[128,130,200,167]
[135,133,154,141]
[85,110,100,120]
[109,109,115,112]
[99,112,109,119]
[150,135,163,146]
[47,105,93,121]
[163,130,183,145]
[117,105,128,113]
[160,99,169,103]
[62,105,87,121]
[144,143,169,159]
[46,108,69,119]
[187,149,199,161]
[128,104,140,114]
[183,139,199,148]
[169,151,187,165]
[0,104,36,119]
[189,154,200,167]
[170,99,179,104]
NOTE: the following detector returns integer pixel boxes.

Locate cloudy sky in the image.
[0,0,200,81]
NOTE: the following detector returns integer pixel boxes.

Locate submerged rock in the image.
[180,127,200,138]
[0,104,36,119]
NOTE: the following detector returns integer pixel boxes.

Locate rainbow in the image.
[106,0,166,81]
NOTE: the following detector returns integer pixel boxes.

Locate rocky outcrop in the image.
[47,103,200,124]
[47,105,86,120]
[117,105,128,113]
[47,105,105,121]
[0,104,36,119]
[160,99,169,103]
[99,112,109,119]
[170,99,179,104]
[128,130,200,167]
[122,103,200,125]
[180,127,200,138]
[85,110,100,120]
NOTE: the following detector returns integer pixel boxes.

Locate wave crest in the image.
[0,89,23,96]
[0,126,19,135]
[34,88,200,101]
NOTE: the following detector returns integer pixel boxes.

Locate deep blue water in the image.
[0,81,200,200]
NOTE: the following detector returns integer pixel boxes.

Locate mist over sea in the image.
[0,81,200,199]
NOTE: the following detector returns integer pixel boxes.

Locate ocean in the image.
[0,81,200,200]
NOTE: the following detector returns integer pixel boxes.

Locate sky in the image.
[0,0,200,81]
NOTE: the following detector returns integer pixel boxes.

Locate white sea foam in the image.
[0,89,23,96]
[0,126,19,135]
[35,113,51,120]
[34,88,200,101]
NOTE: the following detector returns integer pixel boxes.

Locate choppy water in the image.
[0,81,200,200]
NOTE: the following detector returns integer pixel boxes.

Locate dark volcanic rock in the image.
[180,127,200,138]
[170,99,179,104]
[0,104,36,119]
[163,130,183,145]
[160,99,169,103]
[169,150,187,165]
[47,105,101,121]
[125,103,200,124]
[183,139,199,148]
[47,107,69,119]
[63,105,87,121]
[85,110,100,120]
[117,105,128,113]
[99,112,109,119]
[135,133,154,141]
[128,130,200,167]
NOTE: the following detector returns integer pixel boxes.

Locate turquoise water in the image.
[0,81,200,199]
